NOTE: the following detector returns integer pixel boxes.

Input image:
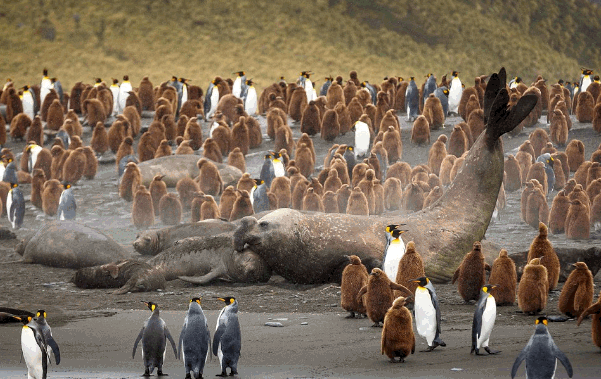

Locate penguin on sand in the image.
[57,182,76,220]
[7,182,25,229]
[410,276,446,352]
[34,310,61,365]
[13,315,48,379]
[448,71,462,115]
[232,71,246,99]
[382,228,408,282]
[21,85,36,119]
[40,68,52,106]
[244,79,258,116]
[213,297,241,377]
[579,68,594,93]
[178,298,211,379]
[511,316,573,379]
[110,78,120,116]
[471,285,500,356]
[133,301,178,377]
[536,153,555,192]
[405,77,419,121]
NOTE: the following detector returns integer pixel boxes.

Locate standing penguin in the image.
[381,296,415,363]
[536,153,555,193]
[410,276,446,352]
[320,76,334,97]
[270,151,286,178]
[21,85,36,119]
[251,178,269,213]
[448,71,463,115]
[3,157,18,184]
[118,75,132,113]
[110,78,120,116]
[7,183,25,229]
[580,68,594,93]
[133,301,178,377]
[178,298,211,379]
[511,316,573,379]
[452,241,491,302]
[382,228,408,282]
[422,74,437,106]
[40,68,52,106]
[244,79,257,116]
[471,285,500,355]
[352,120,371,158]
[340,254,369,318]
[14,315,48,379]
[34,310,61,365]
[57,182,76,220]
[405,77,419,121]
[232,71,246,99]
[213,297,242,377]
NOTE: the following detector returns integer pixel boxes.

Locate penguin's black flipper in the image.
[471,302,485,354]
[132,327,144,359]
[213,321,225,357]
[34,329,48,379]
[552,345,573,378]
[177,322,185,360]
[510,344,529,379]
[164,326,178,359]
[46,335,61,365]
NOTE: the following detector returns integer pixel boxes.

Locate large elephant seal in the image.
[235,68,538,283]
[16,221,130,269]
[133,219,237,256]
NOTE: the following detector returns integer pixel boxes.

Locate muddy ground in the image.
[0,103,600,378]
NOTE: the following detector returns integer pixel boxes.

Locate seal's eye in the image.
[259,221,268,228]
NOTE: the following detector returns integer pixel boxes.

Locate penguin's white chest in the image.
[414,287,436,345]
[448,78,462,112]
[304,80,315,102]
[181,85,188,105]
[118,82,132,111]
[383,240,405,282]
[582,76,592,92]
[233,77,242,98]
[110,86,120,115]
[7,189,14,224]
[273,160,285,177]
[249,186,256,205]
[245,88,257,115]
[208,87,220,118]
[21,327,44,379]
[353,122,370,158]
[477,296,496,348]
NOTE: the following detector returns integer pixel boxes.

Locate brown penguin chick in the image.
[517,258,549,315]
[349,71,360,87]
[90,121,109,156]
[199,194,220,220]
[321,191,339,213]
[297,133,316,163]
[179,100,202,121]
[308,177,324,196]
[515,151,533,185]
[161,114,177,142]
[201,138,222,163]
[274,125,295,155]
[195,158,222,196]
[519,140,536,164]
[423,186,444,208]
[565,199,591,239]
[587,162,601,188]
[230,117,250,156]
[525,186,550,228]
[175,114,188,137]
[41,179,63,216]
[576,91,594,123]
[80,146,97,180]
[245,116,262,149]
[138,76,155,111]
[175,140,195,155]
[9,113,31,141]
[549,190,571,234]
[386,161,412,188]
[219,186,237,221]
[25,116,44,146]
[577,293,601,349]
[381,296,415,363]
[291,179,309,210]
[270,176,292,208]
[326,82,345,110]
[346,186,369,215]
[558,262,594,318]
[295,143,315,178]
[350,162,368,188]
[216,94,242,124]
[0,114,6,146]
[176,176,200,209]
[229,190,254,221]
[448,125,468,158]
[5,87,23,123]
[347,97,364,124]
[568,184,590,208]
[549,110,568,147]
[288,167,305,194]
[588,178,601,202]
[451,241,491,302]
[115,136,134,171]
[466,109,485,143]
[30,169,46,209]
[67,135,83,151]
[527,222,560,290]
[107,118,129,154]
[593,103,601,133]
[340,255,368,318]
[463,94,481,122]
[288,86,307,122]
[357,169,376,214]
[551,151,570,182]
[148,174,168,217]
[504,155,522,192]
[374,92,391,131]
[379,108,400,134]
[439,155,457,186]
[211,122,232,156]
[134,132,154,163]
[266,107,287,140]
[526,162,548,195]
[82,98,106,127]
[411,116,430,146]
[62,147,86,185]
[49,145,66,180]
[183,117,203,151]
[300,100,322,136]
[45,99,64,131]
[423,93,444,130]
[154,104,173,124]
[428,135,447,176]
[154,139,172,159]
[132,185,155,229]
[529,128,549,158]
[333,184,350,214]
[383,177,403,211]
[321,109,340,142]
[591,192,601,232]
[334,102,353,135]
[382,126,402,164]
[158,193,182,225]
[395,241,425,296]
[402,181,425,212]
[119,162,142,202]
[565,139,585,172]
[324,169,343,194]
[236,173,255,194]
[302,187,324,212]
[488,249,517,306]
[227,147,246,173]
[574,161,592,187]
[190,192,205,222]
[356,268,412,327]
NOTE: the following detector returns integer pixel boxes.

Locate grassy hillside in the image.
[0,0,599,92]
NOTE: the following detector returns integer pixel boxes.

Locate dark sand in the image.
[0,100,600,378]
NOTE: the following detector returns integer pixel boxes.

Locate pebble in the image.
[265,322,284,327]
[300,322,308,325]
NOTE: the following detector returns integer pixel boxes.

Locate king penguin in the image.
[352,120,371,159]
[7,182,25,229]
[434,86,449,117]
[579,68,594,93]
[14,315,48,379]
[382,228,408,281]
[133,301,178,377]
[3,157,18,184]
[232,71,246,99]
[34,310,61,365]
[320,76,334,97]
[422,74,437,106]
[448,71,462,116]
[300,71,316,103]
[51,77,64,103]
[21,85,36,119]
[179,77,189,114]
[361,81,377,105]
[27,143,43,173]
[110,78,120,116]
[270,151,286,178]
[178,298,211,379]
[251,178,269,213]
[40,68,52,106]
[118,75,132,113]
[471,285,500,355]
[259,153,276,189]
[206,79,220,120]
[204,80,215,120]
[536,153,555,192]
[511,316,573,379]
[213,297,242,377]
[244,79,258,116]
[509,76,523,89]
[57,182,76,220]
[410,276,446,352]
[405,77,419,121]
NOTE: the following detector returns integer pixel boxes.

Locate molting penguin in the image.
[132,301,178,377]
[410,276,446,352]
[214,297,242,377]
[471,285,500,355]
[405,77,419,121]
[178,298,211,379]
[382,228,408,282]
[57,182,76,220]
[511,316,573,379]
[14,315,48,379]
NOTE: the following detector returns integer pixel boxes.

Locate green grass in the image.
[0,0,599,92]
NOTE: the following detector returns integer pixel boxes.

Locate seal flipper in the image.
[178,268,226,285]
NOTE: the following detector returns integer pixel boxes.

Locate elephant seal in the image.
[16,221,130,269]
[234,68,538,282]
[133,219,237,256]
[72,260,157,289]
[137,154,242,188]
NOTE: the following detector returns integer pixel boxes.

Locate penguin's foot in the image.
[484,347,501,355]
[389,358,399,363]
[345,312,356,319]
[420,345,437,352]
[185,374,192,379]
[371,322,381,327]
[142,368,151,377]
[216,372,227,377]
[157,370,168,376]
[229,370,238,376]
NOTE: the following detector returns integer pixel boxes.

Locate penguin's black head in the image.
[112,78,118,85]
[452,71,459,77]
[246,79,254,86]
[482,284,497,293]
[410,77,415,81]
[143,301,158,312]
[43,68,48,77]
[62,182,71,190]
[179,77,187,83]
[123,75,129,81]
[253,178,264,187]
[190,297,201,305]
[391,229,408,239]
[35,310,47,319]
[595,75,600,82]
[385,224,406,234]
[409,276,428,287]
[13,316,32,325]
[217,297,236,305]
[547,156,554,167]
[264,154,271,160]
[11,183,18,189]
[535,316,548,326]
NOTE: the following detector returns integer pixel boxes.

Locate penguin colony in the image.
[0,67,600,377]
